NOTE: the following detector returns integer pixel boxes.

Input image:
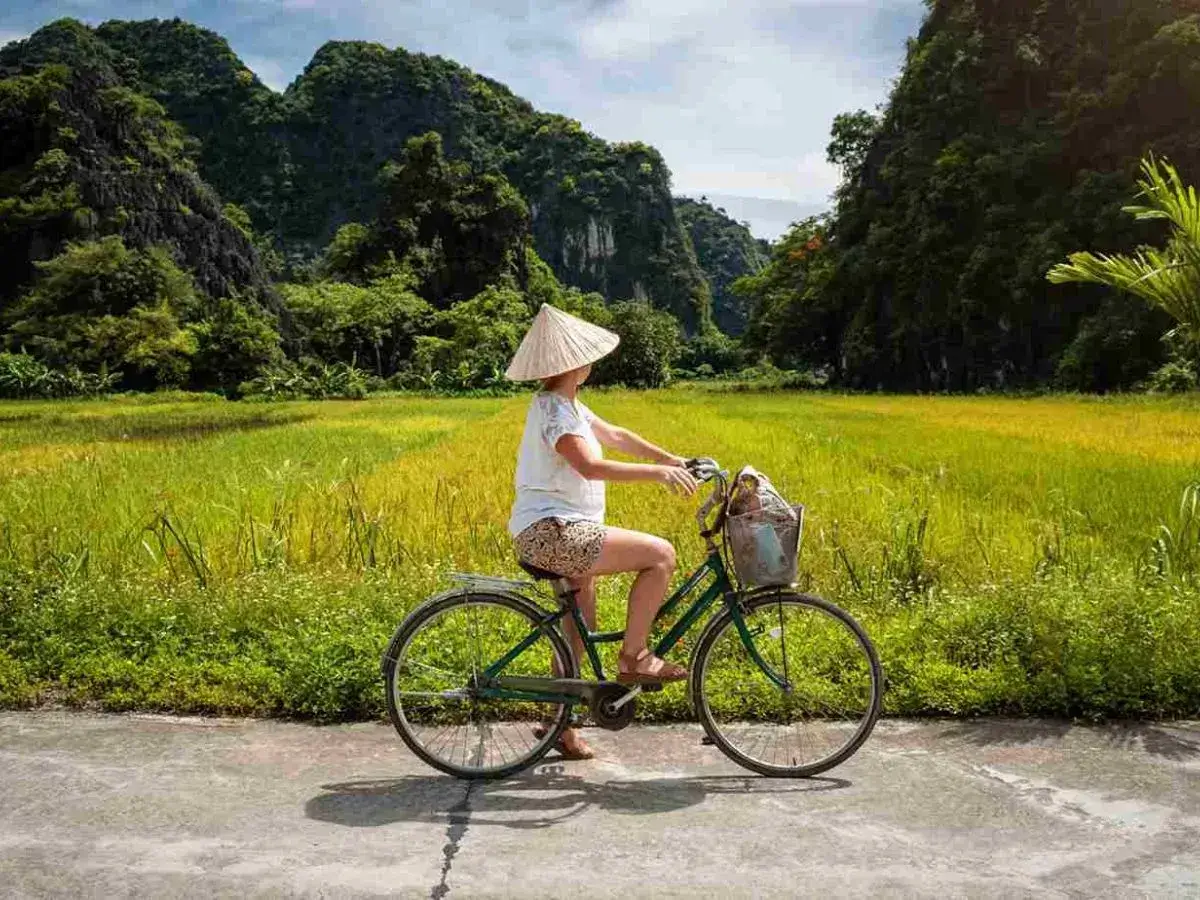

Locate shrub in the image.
[0,352,118,398]
[239,359,377,400]
[3,236,201,390]
[592,300,682,388]
[1145,358,1198,393]
[188,296,284,393]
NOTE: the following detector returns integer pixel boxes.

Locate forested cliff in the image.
[0,20,275,306]
[5,3,1197,397]
[740,0,1200,391]
[89,19,712,328]
[675,197,768,335]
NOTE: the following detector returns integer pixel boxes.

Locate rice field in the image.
[2,387,1199,720]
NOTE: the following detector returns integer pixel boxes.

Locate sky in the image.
[0,0,925,240]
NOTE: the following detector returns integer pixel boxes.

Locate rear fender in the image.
[379,586,554,676]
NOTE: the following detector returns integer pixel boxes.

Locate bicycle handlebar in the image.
[687,457,729,539]
[685,457,723,484]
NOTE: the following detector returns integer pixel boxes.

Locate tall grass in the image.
[1,389,1198,718]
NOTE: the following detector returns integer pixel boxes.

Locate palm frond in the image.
[1048,154,1200,340]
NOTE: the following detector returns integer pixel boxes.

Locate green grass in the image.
[1,388,1199,720]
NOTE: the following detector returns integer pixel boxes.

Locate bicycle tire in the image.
[383,590,577,779]
[690,591,883,778]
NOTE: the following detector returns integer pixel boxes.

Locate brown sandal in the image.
[617,648,688,685]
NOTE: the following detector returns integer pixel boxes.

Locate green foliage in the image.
[591,301,682,388]
[0,351,118,398]
[1145,358,1199,394]
[675,325,746,378]
[4,236,198,389]
[3,236,284,392]
[1052,292,1169,391]
[826,110,879,178]
[735,217,838,373]
[240,359,376,400]
[674,197,767,335]
[281,274,433,376]
[319,223,374,281]
[87,21,710,326]
[85,302,197,388]
[1049,156,1200,344]
[331,132,531,306]
[0,649,36,707]
[806,0,1200,391]
[188,296,284,392]
[1143,482,1200,581]
[400,284,531,390]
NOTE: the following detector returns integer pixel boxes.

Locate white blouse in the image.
[508,392,605,537]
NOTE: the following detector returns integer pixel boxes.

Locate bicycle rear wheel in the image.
[383,591,576,779]
[691,591,882,777]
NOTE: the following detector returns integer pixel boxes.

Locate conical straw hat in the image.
[506,304,620,381]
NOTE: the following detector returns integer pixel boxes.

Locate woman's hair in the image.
[541,368,577,391]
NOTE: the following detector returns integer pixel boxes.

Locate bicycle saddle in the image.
[518,560,566,581]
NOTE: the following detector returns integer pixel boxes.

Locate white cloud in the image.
[8,0,923,235]
[241,54,291,92]
[0,30,29,47]
[557,0,914,206]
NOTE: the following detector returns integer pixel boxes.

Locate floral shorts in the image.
[513,518,607,577]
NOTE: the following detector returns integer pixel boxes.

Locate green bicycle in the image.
[381,458,882,779]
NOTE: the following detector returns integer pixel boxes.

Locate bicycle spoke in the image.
[696,593,880,776]
[401,658,464,679]
[386,595,574,778]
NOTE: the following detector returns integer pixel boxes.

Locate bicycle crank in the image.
[590,683,640,731]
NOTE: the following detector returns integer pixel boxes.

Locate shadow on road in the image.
[306,771,850,830]
[937,719,1200,762]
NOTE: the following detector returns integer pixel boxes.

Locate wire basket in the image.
[725,503,805,588]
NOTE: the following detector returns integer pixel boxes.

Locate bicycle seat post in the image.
[551,577,577,607]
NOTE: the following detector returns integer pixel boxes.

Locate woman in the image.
[506,304,698,760]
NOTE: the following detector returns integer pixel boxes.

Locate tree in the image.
[188,295,284,392]
[734,217,838,373]
[3,236,202,389]
[325,132,532,307]
[826,110,878,178]
[407,284,531,389]
[281,273,434,376]
[1048,157,1200,346]
[592,301,682,388]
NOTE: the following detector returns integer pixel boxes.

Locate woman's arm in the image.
[555,434,697,495]
[590,417,685,466]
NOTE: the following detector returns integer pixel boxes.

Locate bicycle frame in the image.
[476,547,790,705]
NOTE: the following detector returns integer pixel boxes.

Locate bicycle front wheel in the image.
[691,591,882,777]
[383,591,576,779]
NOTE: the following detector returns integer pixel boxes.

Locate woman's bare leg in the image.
[550,532,675,758]
[557,575,595,676]
[551,575,596,758]
[579,527,676,660]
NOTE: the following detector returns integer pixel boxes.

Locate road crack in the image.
[430,781,473,899]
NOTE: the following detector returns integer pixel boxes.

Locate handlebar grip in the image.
[685,457,721,485]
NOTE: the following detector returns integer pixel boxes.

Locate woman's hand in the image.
[657,464,698,496]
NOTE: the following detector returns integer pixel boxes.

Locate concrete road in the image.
[1,712,1198,898]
